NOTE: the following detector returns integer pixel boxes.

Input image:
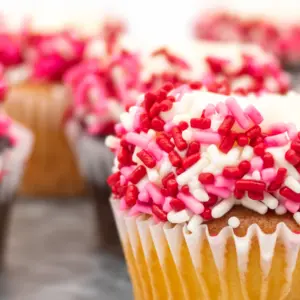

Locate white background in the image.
[0,0,218,43]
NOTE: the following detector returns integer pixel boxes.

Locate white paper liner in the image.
[0,122,34,200]
[65,120,114,186]
[111,197,300,299]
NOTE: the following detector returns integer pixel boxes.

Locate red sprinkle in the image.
[156,134,175,153]
[201,208,212,220]
[190,118,211,129]
[248,191,264,201]
[234,188,245,199]
[171,126,188,151]
[170,197,185,211]
[176,167,185,175]
[151,117,165,131]
[168,150,182,167]
[182,153,200,169]
[218,115,235,135]
[162,82,174,92]
[144,92,157,111]
[285,149,300,166]
[167,179,178,196]
[186,141,201,157]
[280,187,300,203]
[292,141,300,153]
[152,205,167,221]
[107,172,121,186]
[128,165,147,184]
[222,166,242,179]
[246,125,261,139]
[162,172,176,187]
[238,160,251,174]
[160,100,173,112]
[198,172,215,184]
[254,143,266,156]
[219,132,236,154]
[204,194,218,206]
[235,179,266,192]
[263,152,274,168]
[137,150,156,168]
[118,147,132,166]
[149,102,161,118]
[237,134,248,147]
[181,185,190,194]
[139,113,151,132]
[178,121,189,131]
[125,185,138,207]
[189,81,203,90]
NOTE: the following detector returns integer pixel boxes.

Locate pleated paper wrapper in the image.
[4,82,85,197]
[66,121,121,251]
[111,198,300,300]
[0,122,33,268]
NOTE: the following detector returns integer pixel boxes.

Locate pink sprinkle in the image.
[285,200,300,214]
[205,185,231,198]
[250,157,264,171]
[133,110,142,130]
[204,104,216,117]
[138,191,150,203]
[126,132,150,148]
[145,183,164,205]
[177,193,204,214]
[245,104,263,125]
[115,124,126,135]
[265,133,289,147]
[129,203,152,216]
[261,168,277,182]
[120,166,135,178]
[287,123,298,140]
[147,141,163,161]
[169,84,190,102]
[120,197,128,210]
[268,123,287,135]
[225,97,250,129]
[164,122,173,132]
[216,102,229,116]
[193,131,221,144]
[120,175,126,185]
[215,176,235,189]
[163,196,173,213]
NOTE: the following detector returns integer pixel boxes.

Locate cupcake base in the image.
[65,121,121,253]
[111,199,300,300]
[5,82,86,197]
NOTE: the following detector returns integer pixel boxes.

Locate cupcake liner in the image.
[5,82,85,197]
[65,121,120,252]
[0,122,33,269]
[111,198,300,300]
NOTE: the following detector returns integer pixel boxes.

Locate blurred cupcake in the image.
[194,2,300,68]
[107,83,300,299]
[3,27,88,197]
[0,79,33,269]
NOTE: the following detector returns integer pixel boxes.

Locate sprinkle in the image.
[280,187,300,203]
[198,172,215,184]
[128,165,147,184]
[263,152,274,168]
[236,179,266,192]
[138,191,150,203]
[187,215,203,232]
[228,216,240,228]
[177,192,204,214]
[168,150,182,167]
[126,132,150,148]
[152,205,167,221]
[219,132,236,154]
[261,168,276,182]
[241,196,268,215]
[125,185,138,207]
[147,141,163,161]
[262,193,278,209]
[225,97,250,129]
[192,188,210,202]
[201,208,212,220]
[183,153,201,170]
[218,115,235,135]
[167,209,191,224]
[204,104,216,117]
[146,183,164,205]
[252,170,261,180]
[251,157,263,171]
[246,125,261,139]
[285,176,300,193]
[285,200,300,213]
[190,118,211,129]
[211,197,235,218]
[245,104,263,124]
[275,204,287,215]
[193,131,221,144]
[169,197,185,211]
[285,149,300,166]
[241,146,254,161]
[265,133,289,147]
[171,126,188,151]
[137,150,156,168]
[162,196,173,212]
[287,123,298,140]
[216,102,229,116]
[205,185,231,198]
[293,212,300,225]
[291,141,300,153]
[215,176,235,189]
[156,134,175,153]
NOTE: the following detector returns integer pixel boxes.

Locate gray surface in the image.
[1,198,132,300]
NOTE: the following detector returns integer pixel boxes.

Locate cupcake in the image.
[107,83,300,299]
[4,28,87,197]
[193,2,300,68]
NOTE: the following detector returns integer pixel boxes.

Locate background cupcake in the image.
[107,82,300,299]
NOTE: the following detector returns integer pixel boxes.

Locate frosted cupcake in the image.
[194,1,300,68]
[107,82,300,299]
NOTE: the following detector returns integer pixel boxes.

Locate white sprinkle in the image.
[177,157,210,185]
[207,144,219,159]
[252,170,261,180]
[285,176,300,193]
[192,188,210,202]
[147,129,156,138]
[182,129,193,142]
[241,196,268,215]
[159,159,173,178]
[275,204,287,215]
[147,169,160,183]
[227,148,241,165]
[293,212,300,225]
[173,114,191,124]
[187,215,203,232]
[228,216,240,228]
[211,197,235,219]
[262,193,279,209]
[188,177,201,190]
[167,209,191,224]
[241,146,254,161]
